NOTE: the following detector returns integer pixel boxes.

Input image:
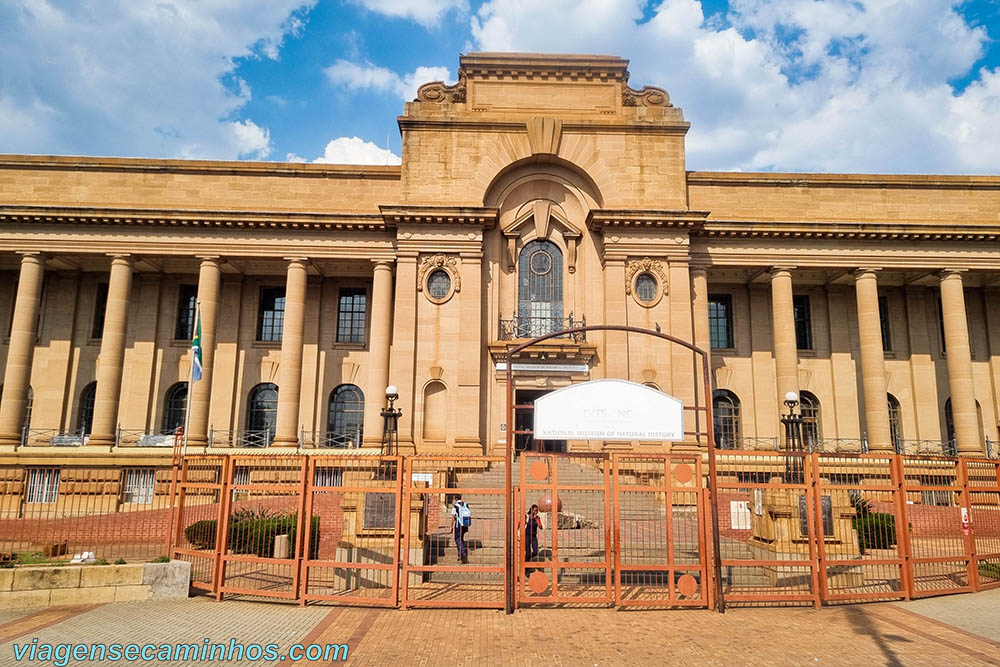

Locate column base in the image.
[184,435,208,447]
[86,435,116,448]
[0,435,21,449]
[270,436,299,448]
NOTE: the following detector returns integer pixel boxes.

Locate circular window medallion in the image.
[529,249,553,276]
[427,270,451,300]
[635,273,657,303]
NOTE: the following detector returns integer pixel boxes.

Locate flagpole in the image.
[182,300,200,457]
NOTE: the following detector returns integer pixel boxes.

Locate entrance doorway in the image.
[514,389,567,453]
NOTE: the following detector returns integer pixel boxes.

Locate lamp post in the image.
[780,391,806,483]
[779,391,805,452]
[380,385,401,457]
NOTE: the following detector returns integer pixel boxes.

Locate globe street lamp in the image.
[380,385,401,457]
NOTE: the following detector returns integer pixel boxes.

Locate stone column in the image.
[770,267,799,443]
[854,269,892,451]
[363,260,394,446]
[939,269,981,455]
[186,257,222,446]
[89,255,133,447]
[0,253,45,447]
[272,258,308,447]
[691,265,711,402]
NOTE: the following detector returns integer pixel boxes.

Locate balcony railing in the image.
[300,428,364,449]
[497,312,586,342]
[897,439,958,457]
[115,428,181,448]
[208,429,273,448]
[21,428,88,447]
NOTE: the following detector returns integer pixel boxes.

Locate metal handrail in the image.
[720,436,779,451]
[300,428,363,449]
[115,428,178,448]
[497,312,587,342]
[897,439,957,456]
[208,429,273,448]
[814,438,866,454]
[21,428,87,447]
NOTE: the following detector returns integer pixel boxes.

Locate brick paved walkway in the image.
[1,590,998,666]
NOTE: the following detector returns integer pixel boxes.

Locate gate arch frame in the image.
[502,324,725,613]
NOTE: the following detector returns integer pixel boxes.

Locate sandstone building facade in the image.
[1,52,999,466]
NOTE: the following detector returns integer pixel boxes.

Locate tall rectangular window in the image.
[878,295,892,352]
[257,287,285,342]
[337,288,367,344]
[174,284,198,340]
[26,469,60,504]
[91,282,109,339]
[793,294,813,350]
[708,294,734,349]
[123,468,155,504]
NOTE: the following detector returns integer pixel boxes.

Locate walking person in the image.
[451,496,471,563]
[525,503,541,565]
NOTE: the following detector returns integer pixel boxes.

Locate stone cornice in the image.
[459,52,630,82]
[699,220,1000,241]
[0,205,386,231]
[397,118,689,135]
[687,171,1000,190]
[587,209,710,231]
[0,155,401,180]
[379,205,498,228]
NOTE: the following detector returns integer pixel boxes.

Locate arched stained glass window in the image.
[517,239,563,337]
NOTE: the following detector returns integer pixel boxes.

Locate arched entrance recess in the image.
[501,324,725,613]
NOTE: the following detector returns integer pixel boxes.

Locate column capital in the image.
[195,255,222,264]
[15,251,44,260]
[372,259,395,271]
[938,268,967,281]
[106,254,133,267]
[282,256,310,267]
[770,265,796,279]
[852,267,882,280]
[689,264,709,278]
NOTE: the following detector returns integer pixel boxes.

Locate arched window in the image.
[887,394,902,453]
[78,382,97,435]
[162,382,188,434]
[517,239,563,337]
[712,390,740,450]
[799,391,821,451]
[327,384,364,448]
[246,383,278,443]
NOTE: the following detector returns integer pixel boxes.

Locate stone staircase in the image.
[421,457,701,583]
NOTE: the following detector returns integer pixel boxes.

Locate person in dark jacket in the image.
[525,504,541,564]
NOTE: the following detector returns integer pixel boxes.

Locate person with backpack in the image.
[450,496,471,563]
[525,503,541,565]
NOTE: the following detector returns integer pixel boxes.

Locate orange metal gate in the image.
[517,453,612,606]
[400,456,508,608]
[169,455,227,594]
[298,456,402,607]
[613,454,709,607]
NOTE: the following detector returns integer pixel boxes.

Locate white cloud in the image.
[290,137,401,165]
[231,119,272,159]
[348,0,467,27]
[469,0,1000,174]
[0,0,315,159]
[325,60,453,100]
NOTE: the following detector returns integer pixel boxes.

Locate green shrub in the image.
[182,514,319,559]
[184,519,219,550]
[114,557,127,565]
[93,558,108,566]
[979,561,1000,581]
[854,512,896,553]
[153,555,171,563]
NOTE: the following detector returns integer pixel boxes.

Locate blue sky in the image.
[1,0,998,173]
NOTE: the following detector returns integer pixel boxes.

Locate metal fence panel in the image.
[613,454,708,607]
[400,456,507,608]
[299,455,402,606]
[518,453,611,606]
[712,451,820,606]
[170,456,227,592]
[814,453,907,603]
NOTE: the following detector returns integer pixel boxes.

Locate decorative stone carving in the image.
[527,117,563,155]
[416,69,467,103]
[624,257,668,296]
[417,253,461,293]
[622,85,670,107]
